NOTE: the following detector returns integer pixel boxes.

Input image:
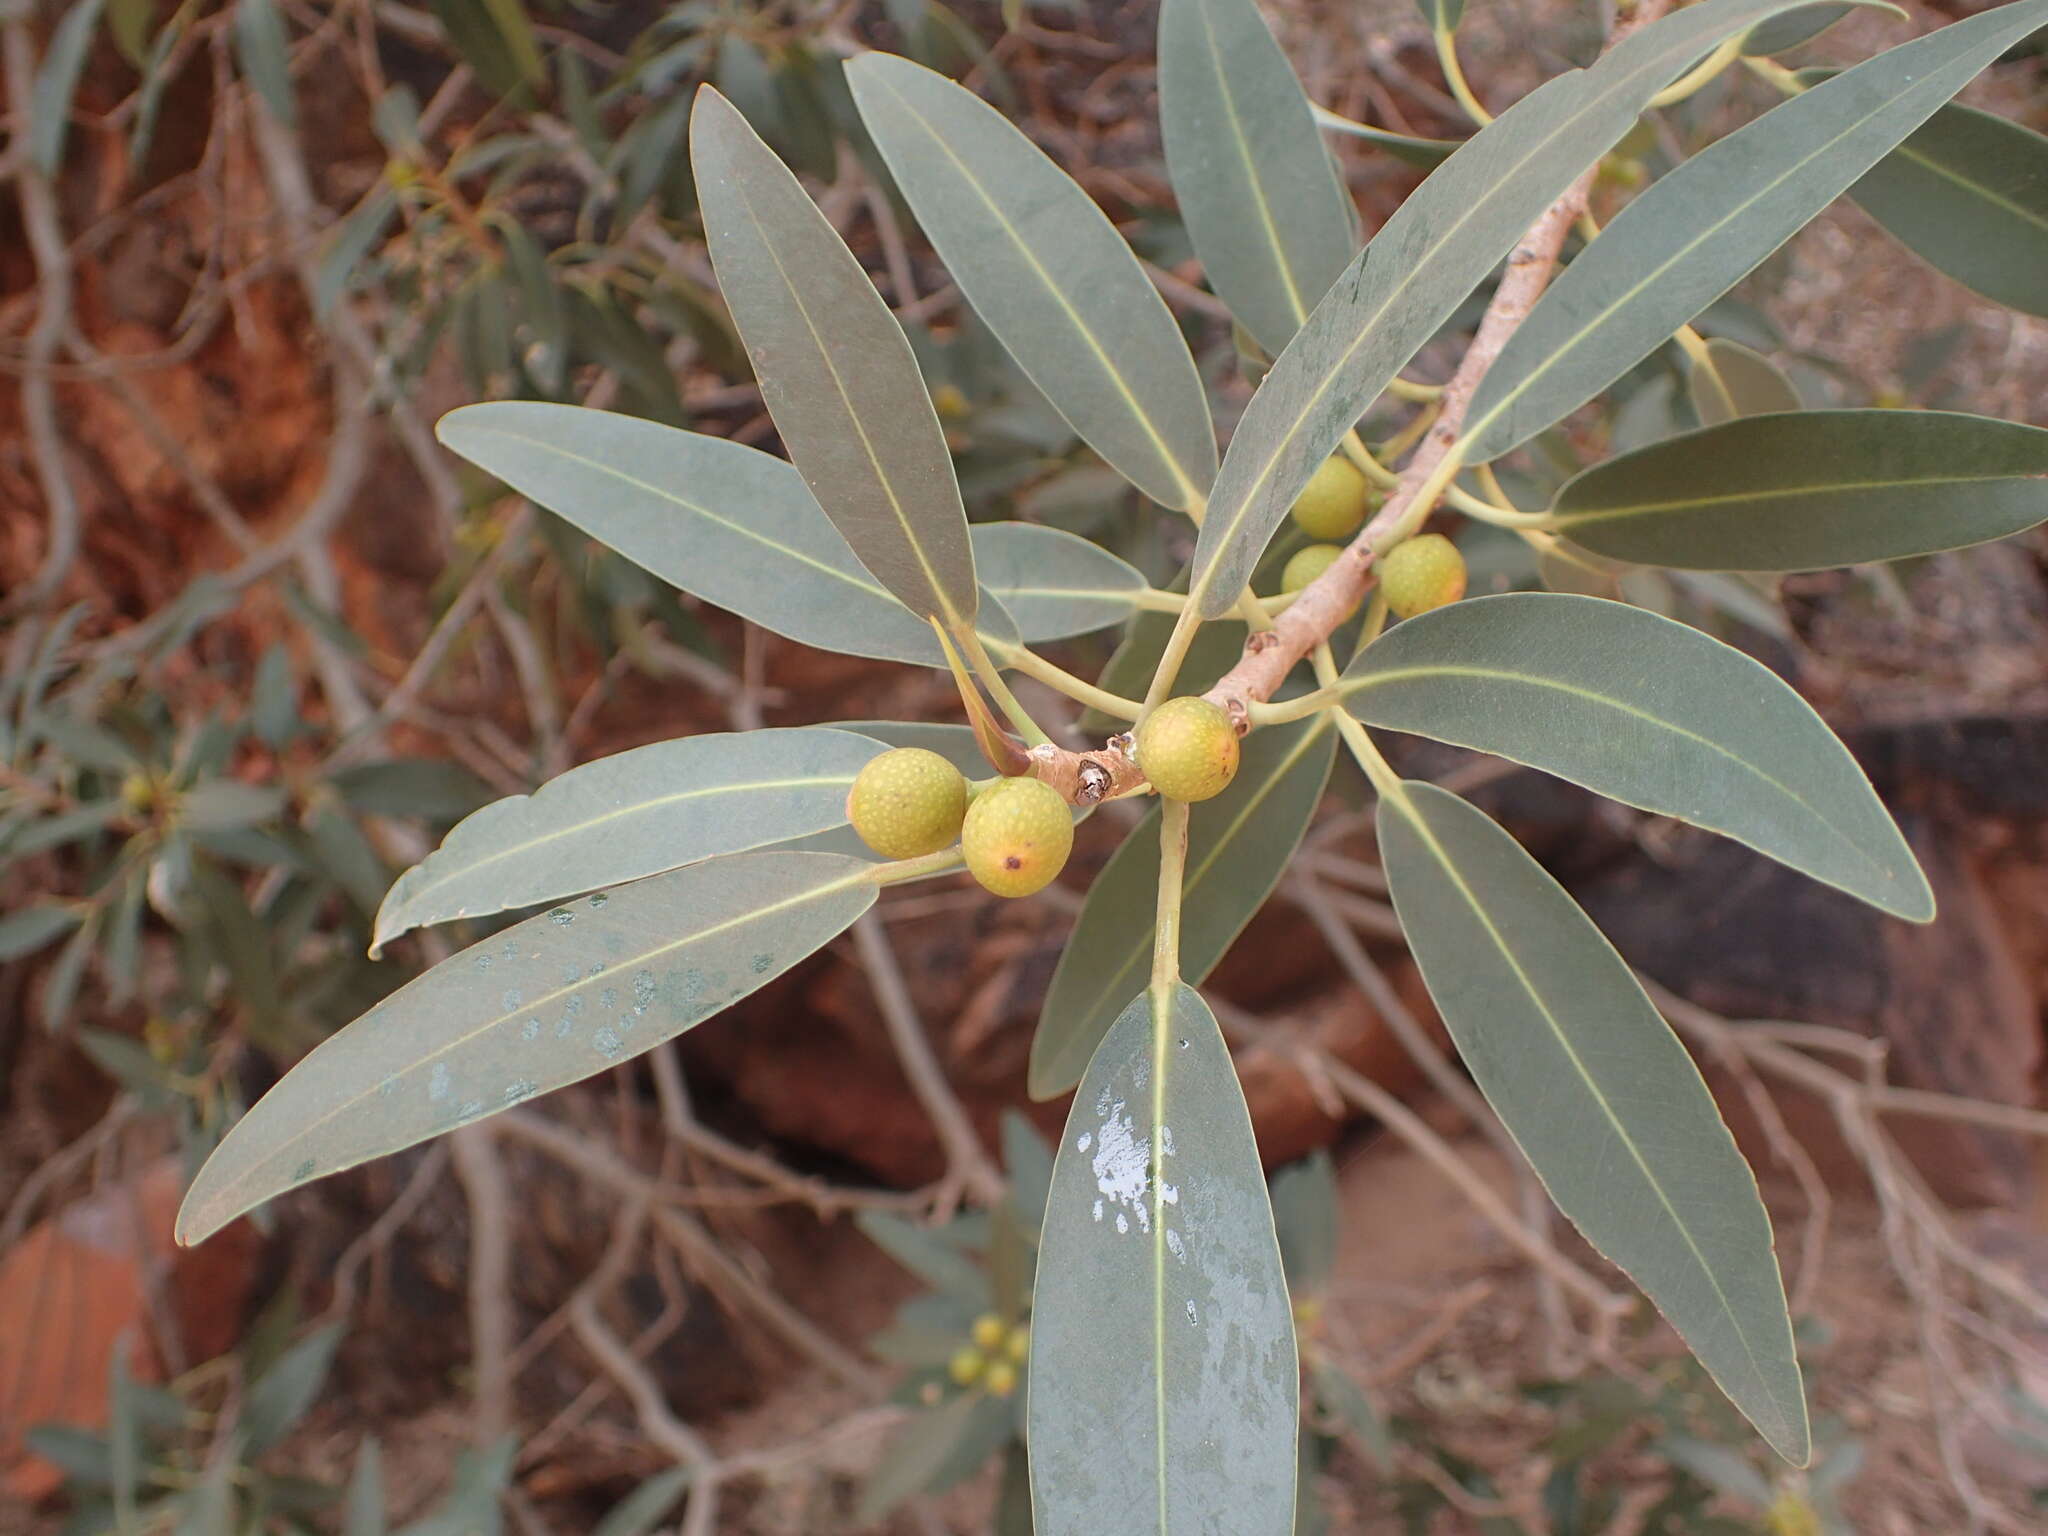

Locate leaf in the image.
[691,87,978,630]
[1844,99,2048,320]
[329,759,490,821]
[1743,2,1895,56]
[1185,0,1825,618]
[345,1440,386,1536]
[174,852,878,1245]
[856,1210,991,1304]
[30,0,105,174]
[590,1469,692,1536]
[394,1438,516,1536]
[1417,0,1468,29]
[1269,1149,1339,1293]
[1030,984,1297,1533]
[436,403,1020,669]
[857,1392,1014,1522]
[1310,105,1460,168]
[369,728,886,954]
[0,903,82,962]
[1000,1110,1055,1231]
[1031,714,1337,1097]
[1156,0,1357,361]
[847,53,1218,511]
[1688,338,1801,426]
[178,779,288,832]
[1376,780,1807,1461]
[317,186,399,318]
[1341,592,1932,919]
[174,1450,237,1536]
[970,522,1148,641]
[109,0,154,66]
[1312,1359,1393,1471]
[241,1323,345,1452]
[426,0,542,98]
[1549,409,2048,572]
[233,0,295,128]
[1462,0,2048,460]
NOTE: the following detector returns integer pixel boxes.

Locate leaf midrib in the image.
[1881,125,2048,235]
[1556,465,2042,523]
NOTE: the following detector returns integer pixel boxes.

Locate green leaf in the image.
[590,1469,692,1536]
[241,1323,345,1452]
[1185,0,1823,618]
[233,0,295,127]
[691,87,979,631]
[1549,409,2048,573]
[174,852,878,1245]
[1031,984,1297,1532]
[435,403,1020,668]
[857,1392,1014,1521]
[970,522,1148,641]
[30,0,105,174]
[178,779,287,833]
[1001,1110,1054,1231]
[1341,592,1931,920]
[1031,715,1336,1097]
[857,1210,991,1303]
[369,728,886,954]
[0,903,83,962]
[394,1438,515,1536]
[1312,1359,1393,1471]
[329,759,490,821]
[1743,2,1895,56]
[426,0,542,98]
[1270,1149,1339,1293]
[345,1439,386,1536]
[109,0,154,67]
[1845,98,2048,319]
[174,1449,237,1536]
[317,186,399,318]
[1687,338,1801,427]
[1417,0,1468,29]
[847,53,1218,511]
[1310,105,1459,168]
[1463,0,2048,460]
[1376,780,1807,1462]
[1156,0,1357,358]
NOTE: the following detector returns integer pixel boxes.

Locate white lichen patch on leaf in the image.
[1090,1099,1151,1234]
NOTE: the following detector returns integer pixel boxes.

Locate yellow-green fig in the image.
[847,748,968,860]
[1134,696,1239,803]
[1378,533,1467,619]
[962,776,1073,898]
[1290,456,1374,540]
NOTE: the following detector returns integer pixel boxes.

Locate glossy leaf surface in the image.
[692,87,978,627]
[177,853,877,1244]
[1550,410,2048,573]
[370,728,886,953]
[1377,780,1807,1462]
[1344,593,1933,919]
[1031,984,1297,1532]
[848,53,1218,510]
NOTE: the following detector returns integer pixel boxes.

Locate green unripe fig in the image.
[1281,543,1346,595]
[1378,533,1467,619]
[1290,456,1374,540]
[847,748,968,860]
[948,1346,985,1386]
[962,776,1073,898]
[1134,696,1239,803]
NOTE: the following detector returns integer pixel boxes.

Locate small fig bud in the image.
[984,1359,1019,1398]
[1281,543,1345,595]
[948,1346,985,1387]
[1134,696,1239,803]
[962,776,1073,898]
[1290,456,1374,540]
[847,748,968,860]
[1377,533,1467,619]
[970,1313,1006,1352]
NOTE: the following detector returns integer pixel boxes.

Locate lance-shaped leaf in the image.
[1031,984,1297,1532]
[691,86,978,629]
[1845,99,2048,320]
[369,727,887,954]
[175,852,877,1245]
[1743,1,1900,56]
[1031,716,1336,1097]
[1157,0,1357,358]
[1688,338,1802,426]
[1549,410,2048,573]
[1311,105,1459,168]
[1462,0,2048,461]
[1343,593,1932,918]
[436,403,1020,668]
[846,53,1218,511]
[1185,0,1824,619]
[970,522,1148,641]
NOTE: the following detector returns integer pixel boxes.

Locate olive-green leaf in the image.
[1463,0,2048,461]
[1376,780,1807,1462]
[1310,105,1459,168]
[29,0,104,174]
[1743,1,1900,57]
[1157,0,1357,358]
[1688,338,1801,426]
[1031,983,1297,1533]
[692,87,978,629]
[1550,409,2048,573]
[1343,592,1931,920]
[435,403,1020,668]
[971,522,1148,642]
[1031,715,1336,1098]
[369,728,888,954]
[1416,0,1468,31]
[427,0,544,98]
[233,0,295,128]
[846,53,1218,511]
[1846,100,2048,319]
[175,852,877,1245]
[1186,0,1825,618]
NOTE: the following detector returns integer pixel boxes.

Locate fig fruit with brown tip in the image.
[1134,696,1239,803]
[1378,533,1467,620]
[962,776,1073,898]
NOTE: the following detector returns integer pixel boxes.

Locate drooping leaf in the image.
[1743,1,1900,56]
[1549,409,2048,572]
[1185,0,1825,619]
[1269,1149,1339,1294]
[1031,984,1297,1532]
[1341,593,1932,920]
[241,1323,345,1452]
[1376,780,1807,1462]
[435,403,1020,668]
[370,728,888,954]
[344,1440,386,1536]
[858,1392,1015,1522]
[1310,105,1460,168]
[29,0,105,174]
[233,0,296,127]
[847,53,1219,511]
[426,0,543,98]
[1688,338,1801,426]
[970,522,1148,641]
[1031,715,1336,1097]
[175,852,878,1245]
[1463,0,2048,460]
[1157,0,1357,357]
[0,903,83,962]
[692,87,979,630]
